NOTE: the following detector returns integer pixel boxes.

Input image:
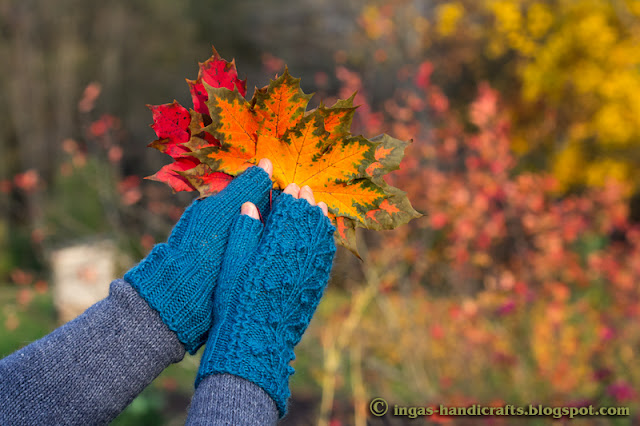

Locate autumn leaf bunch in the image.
[147,47,419,255]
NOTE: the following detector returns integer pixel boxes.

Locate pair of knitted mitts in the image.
[124,165,336,417]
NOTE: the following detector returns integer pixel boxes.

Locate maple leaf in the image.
[147,156,198,192]
[186,68,420,256]
[145,47,244,194]
[148,101,190,151]
[146,47,420,256]
[187,46,247,115]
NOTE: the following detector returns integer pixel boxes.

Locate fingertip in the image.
[257,158,273,177]
[318,201,329,217]
[300,185,316,206]
[241,202,260,220]
[283,183,300,198]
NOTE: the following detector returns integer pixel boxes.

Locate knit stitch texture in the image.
[0,279,279,425]
[196,192,336,418]
[186,374,278,425]
[0,280,185,425]
[124,166,272,354]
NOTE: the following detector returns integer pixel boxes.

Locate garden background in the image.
[1,0,639,424]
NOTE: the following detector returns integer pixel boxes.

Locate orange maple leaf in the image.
[149,49,420,256]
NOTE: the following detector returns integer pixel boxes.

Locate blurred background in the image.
[1,0,640,424]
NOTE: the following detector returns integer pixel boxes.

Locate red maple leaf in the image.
[146,47,246,195]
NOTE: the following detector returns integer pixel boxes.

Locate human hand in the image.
[196,184,335,418]
[124,159,274,354]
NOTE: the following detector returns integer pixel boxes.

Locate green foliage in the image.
[44,157,113,245]
[0,287,55,356]
[0,222,11,278]
[111,389,165,426]
[0,222,44,279]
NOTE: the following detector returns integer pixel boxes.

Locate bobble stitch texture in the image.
[196,192,336,418]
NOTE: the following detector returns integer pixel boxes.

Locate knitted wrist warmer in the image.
[124,166,272,354]
[196,192,336,418]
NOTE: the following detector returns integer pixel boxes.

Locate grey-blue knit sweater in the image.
[0,279,278,425]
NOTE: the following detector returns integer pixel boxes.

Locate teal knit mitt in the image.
[196,192,336,418]
[124,166,272,354]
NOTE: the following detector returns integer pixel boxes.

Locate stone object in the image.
[50,240,118,323]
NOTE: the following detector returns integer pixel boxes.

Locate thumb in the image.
[217,203,264,288]
[209,203,264,365]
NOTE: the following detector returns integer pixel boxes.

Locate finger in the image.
[299,185,316,206]
[283,183,300,198]
[240,202,260,220]
[317,201,329,217]
[257,158,273,178]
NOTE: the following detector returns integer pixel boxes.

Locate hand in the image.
[239,183,329,219]
[124,159,274,354]
[196,184,336,418]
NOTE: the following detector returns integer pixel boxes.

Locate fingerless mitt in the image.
[124,166,272,354]
[196,192,336,417]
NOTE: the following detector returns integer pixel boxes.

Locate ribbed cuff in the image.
[124,244,214,354]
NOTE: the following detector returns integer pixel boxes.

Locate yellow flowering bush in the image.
[355,0,640,191]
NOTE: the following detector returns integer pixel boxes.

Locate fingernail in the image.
[318,202,329,217]
[257,158,273,177]
[241,202,260,219]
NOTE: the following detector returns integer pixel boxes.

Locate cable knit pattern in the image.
[196,192,336,418]
[124,166,272,354]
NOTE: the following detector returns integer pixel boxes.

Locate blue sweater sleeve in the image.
[0,279,278,425]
